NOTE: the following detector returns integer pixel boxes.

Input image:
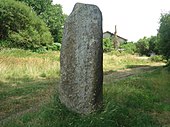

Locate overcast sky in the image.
[53,0,170,42]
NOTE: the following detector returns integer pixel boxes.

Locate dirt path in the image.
[104,65,162,83]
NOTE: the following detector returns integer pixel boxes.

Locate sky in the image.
[53,0,170,42]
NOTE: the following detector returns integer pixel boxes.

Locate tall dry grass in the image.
[103,53,164,72]
[0,49,164,80]
[0,49,60,80]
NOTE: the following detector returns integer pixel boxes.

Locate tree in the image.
[158,12,170,60]
[148,36,159,54]
[136,37,150,56]
[40,4,65,43]
[0,0,53,50]
[17,0,52,15]
[17,0,65,43]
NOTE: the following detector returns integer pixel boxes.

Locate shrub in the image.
[150,55,163,62]
[0,0,54,50]
[149,36,159,54]
[46,43,61,51]
[163,60,170,71]
[166,62,170,71]
[0,40,12,49]
[120,42,137,54]
[136,37,150,56]
[103,38,113,52]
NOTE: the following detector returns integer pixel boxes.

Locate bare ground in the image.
[104,64,164,83]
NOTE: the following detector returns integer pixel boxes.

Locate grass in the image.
[0,49,60,121]
[0,48,60,79]
[0,48,169,127]
[103,52,163,72]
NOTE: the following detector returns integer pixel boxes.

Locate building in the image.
[103,31,128,44]
[103,26,128,49]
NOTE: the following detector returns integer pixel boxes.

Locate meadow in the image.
[0,49,169,127]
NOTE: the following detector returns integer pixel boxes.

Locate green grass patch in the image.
[0,78,57,120]
[0,49,169,127]
[2,67,169,127]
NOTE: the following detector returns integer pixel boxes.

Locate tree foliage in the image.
[135,36,159,56]
[17,0,52,15]
[40,4,65,43]
[158,12,170,60]
[103,38,113,52]
[120,42,137,54]
[148,36,159,54]
[0,0,53,50]
[136,37,150,56]
[17,0,66,43]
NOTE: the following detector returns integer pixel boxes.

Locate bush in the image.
[163,60,170,71]
[136,37,150,56]
[120,42,137,54]
[150,55,163,62]
[166,62,170,71]
[0,0,54,50]
[103,38,113,52]
[0,40,12,49]
[149,36,159,54]
[46,43,61,51]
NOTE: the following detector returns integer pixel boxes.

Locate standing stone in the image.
[59,3,103,115]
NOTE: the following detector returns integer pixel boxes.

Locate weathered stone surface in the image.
[59,3,103,115]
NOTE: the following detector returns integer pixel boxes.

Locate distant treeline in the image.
[103,12,170,64]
